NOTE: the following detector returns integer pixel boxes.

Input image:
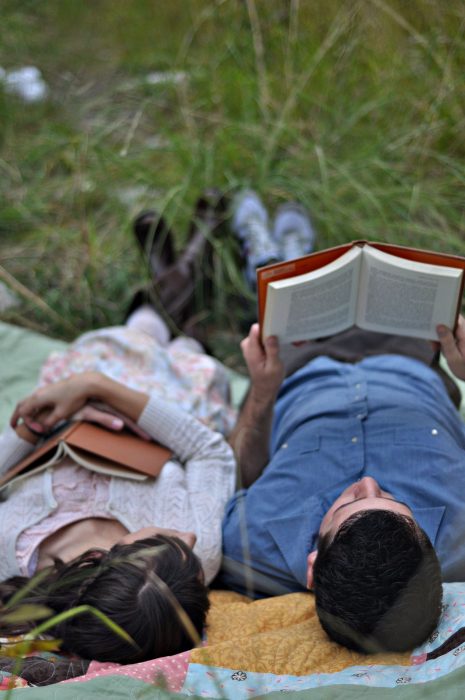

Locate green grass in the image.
[1,0,465,365]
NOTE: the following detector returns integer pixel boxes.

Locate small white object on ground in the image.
[1,66,48,102]
[145,71,187,86]
[0,283,19,312]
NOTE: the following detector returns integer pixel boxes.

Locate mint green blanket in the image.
[4,663,465,699]
[0,322,67,430]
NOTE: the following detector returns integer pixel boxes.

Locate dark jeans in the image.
[280,328,461,408]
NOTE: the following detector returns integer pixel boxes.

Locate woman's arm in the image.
[137,395,236,584]
[3,373,148,475]
[0,425,38,475]
[11,372,150,433]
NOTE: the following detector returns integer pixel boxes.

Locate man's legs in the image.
[231,190,315,291]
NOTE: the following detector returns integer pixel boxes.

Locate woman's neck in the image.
[37,518,129,569]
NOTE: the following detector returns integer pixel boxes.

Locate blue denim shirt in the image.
[222,354,465,596]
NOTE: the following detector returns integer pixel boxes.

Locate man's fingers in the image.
[455,315,465,356]
[263,335,281,365]
[437,324,458,354]
[437,324,465,376]
[242,324,265,364]
[264,335,279,353]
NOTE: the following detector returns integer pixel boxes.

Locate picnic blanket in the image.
[2,584,465,697]
[2,320,465,698]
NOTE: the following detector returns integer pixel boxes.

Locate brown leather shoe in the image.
[133,210,176,277]
[160,193,226,330]
[125,211,177,320]
[127,190,229,342]
[176,189,229,348]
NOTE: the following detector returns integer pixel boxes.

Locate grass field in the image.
[1,0,464,366]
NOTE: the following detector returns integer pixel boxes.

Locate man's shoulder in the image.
[222,494,322,593]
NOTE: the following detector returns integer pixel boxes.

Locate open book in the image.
[2,421,173,490]
[257,241,465,343]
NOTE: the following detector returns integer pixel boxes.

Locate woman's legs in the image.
[126,304,205,355]
[125,305,170,346]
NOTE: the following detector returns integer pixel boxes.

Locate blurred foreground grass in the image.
[1,0,464,365]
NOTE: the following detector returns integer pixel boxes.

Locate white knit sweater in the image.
[0,395,236,584]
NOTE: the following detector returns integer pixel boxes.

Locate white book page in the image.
[263,247,362,342]
[356,246,463,339]
[3,443,67,490]
[63,444,148,480]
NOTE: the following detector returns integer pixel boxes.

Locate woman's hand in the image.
[75,402,151,439]
[72,403,125,432]
[11,372,102,433]
[11,372,150,436]
[437,315,465,381]
[241,324,285,404]
[18,401,151,438]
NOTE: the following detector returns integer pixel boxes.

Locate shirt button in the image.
[355,383,361,390]
[351,437,358,443]
[357,413,364,420]
[281,443,288,449]
[431,429,438,436]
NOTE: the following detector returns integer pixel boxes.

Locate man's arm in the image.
[229,324,285,488]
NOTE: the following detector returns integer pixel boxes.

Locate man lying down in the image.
[221,319,465,653]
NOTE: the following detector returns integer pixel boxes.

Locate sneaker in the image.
[231,190,281,288]
[273,202,316,261]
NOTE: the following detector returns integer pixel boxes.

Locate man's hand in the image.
[437,315,465,381]
[241,324,285,403]
[228,325,284,488]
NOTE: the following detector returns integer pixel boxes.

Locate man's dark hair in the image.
[313,510,442,653]
[0,535,209,663]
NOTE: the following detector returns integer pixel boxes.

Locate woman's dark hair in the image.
[0,535,209,663]
[313,510,443,653]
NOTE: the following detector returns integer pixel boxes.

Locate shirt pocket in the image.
[277,434,321,455]
[391,426,462,505]
[394,427,456,452]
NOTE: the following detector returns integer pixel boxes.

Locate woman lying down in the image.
[0,305,237,664]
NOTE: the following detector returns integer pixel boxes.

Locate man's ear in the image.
[306,550,318,590]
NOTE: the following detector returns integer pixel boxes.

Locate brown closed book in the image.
[2,421,173,489]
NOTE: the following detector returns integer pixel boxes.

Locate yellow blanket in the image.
[192,590,410,675]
